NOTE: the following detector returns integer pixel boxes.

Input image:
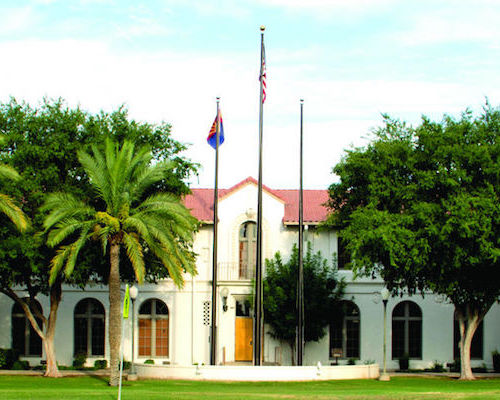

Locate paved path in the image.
[0,369,499,379]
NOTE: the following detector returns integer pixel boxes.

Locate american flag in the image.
[260,41,266,104]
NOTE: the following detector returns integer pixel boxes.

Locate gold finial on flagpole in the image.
[260,25,266,32]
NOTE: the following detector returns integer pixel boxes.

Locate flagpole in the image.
[254,25,265,367]
[297,99,304,366]
[210,97,221,366]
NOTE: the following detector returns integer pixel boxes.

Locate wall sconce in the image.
[221,287,229,312]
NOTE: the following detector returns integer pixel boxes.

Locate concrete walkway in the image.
[0,369,499,379]
[0,369,114,377]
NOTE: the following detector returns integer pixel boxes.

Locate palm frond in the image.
[0,193,30,232]
[64,225,92,277]
[42,192,95,231]
[0,163,20,181]
[77,148,112,204]
[122,232,145,284]
[46,218,89,247]
[49,245,72,285]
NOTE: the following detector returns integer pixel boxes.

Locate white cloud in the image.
[0,6,36,34]
[396,5,500,47]
[255,0,396,17]
[0,35,497,190]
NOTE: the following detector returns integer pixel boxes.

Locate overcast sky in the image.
[1,0,500,190]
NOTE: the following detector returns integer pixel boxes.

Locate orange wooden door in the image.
[235,317,253,361]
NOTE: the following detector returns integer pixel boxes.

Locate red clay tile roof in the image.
[183,177,329,224]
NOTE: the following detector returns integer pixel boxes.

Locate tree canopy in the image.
[0,98,198,377]
[327,104,500,379]
[263,243,345,365]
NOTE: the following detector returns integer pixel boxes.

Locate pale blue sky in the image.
[1,0,500,189]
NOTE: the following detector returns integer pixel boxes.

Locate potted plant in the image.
[399,354,409,371]
[492,350,500,372]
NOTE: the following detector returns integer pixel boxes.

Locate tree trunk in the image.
[289,341,296,366]
[456,305,481,381]
[108,242,121,386]
[44,282,62,377]
[43,336,61,377]
[4,285,62,378]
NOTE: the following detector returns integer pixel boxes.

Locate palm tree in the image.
[0,137,29,232]
[42,139,198,386]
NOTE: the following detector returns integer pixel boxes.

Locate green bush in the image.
[122,361,131,370]
[472,364,487,373]
[430,361,445,372]
[0,349,20,369]
[347,358,356,365]
[94,359,107,370]
[72,353,87,369]
[449,358,460,372]
[12,360,30,370]
[144,359,155,365]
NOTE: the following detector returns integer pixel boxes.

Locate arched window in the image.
[453,312,483,359]
[138,299,169,357]
[74,298,105,356]
[12,299,43,356]
[392,301,422,359]
[239,221,257,279]
[329,301,360,359]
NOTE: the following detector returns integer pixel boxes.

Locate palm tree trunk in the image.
[108,242,121,386]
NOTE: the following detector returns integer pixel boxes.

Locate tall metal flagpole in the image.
[254,25,266,366]
[297,99,304,366]
[210,97,221,366]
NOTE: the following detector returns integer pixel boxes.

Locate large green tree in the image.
[263,243,345,365]
[327,105,500,380]
[43,139,198,386]
[0,98,197,377]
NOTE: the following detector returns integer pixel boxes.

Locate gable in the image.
[183,177,329,225]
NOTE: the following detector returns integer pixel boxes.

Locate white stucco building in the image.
[1,177,499,371]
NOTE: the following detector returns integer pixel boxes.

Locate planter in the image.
[399,355,409,371]
[492,353,500,372]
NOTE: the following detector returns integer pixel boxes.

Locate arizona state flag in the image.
[207,111,224,149]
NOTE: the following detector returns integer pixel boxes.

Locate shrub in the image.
[12,360,30,370]
[144,359,155,365]
[122,361,131,370]
[347,358,356,365]
[72,353,87,369]
[94,359,107,370]
[430,361,445,372]
[449,358,460,372]
[0,348,19,369]
[472,364,487,373]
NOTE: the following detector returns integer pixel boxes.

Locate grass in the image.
[0,375,499,399]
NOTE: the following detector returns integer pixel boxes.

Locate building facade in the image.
[1,177,499,370]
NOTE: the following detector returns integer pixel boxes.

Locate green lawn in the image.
[0,375,499,399]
